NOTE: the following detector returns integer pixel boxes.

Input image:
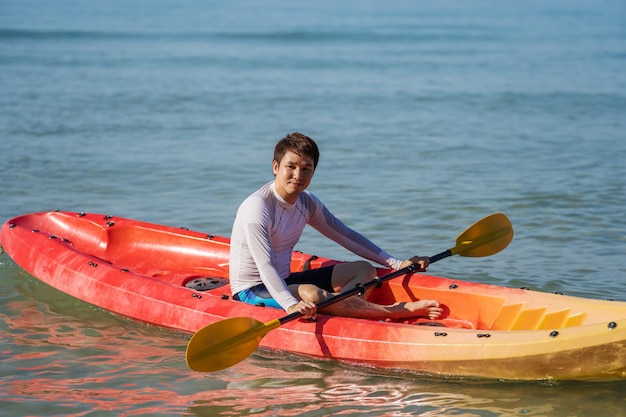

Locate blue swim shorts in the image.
[233,265,335,309]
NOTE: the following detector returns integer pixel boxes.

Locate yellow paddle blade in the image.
[186,317,281,372]
[451,213,513,257]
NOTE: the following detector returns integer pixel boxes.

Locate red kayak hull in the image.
[2,211,625,380]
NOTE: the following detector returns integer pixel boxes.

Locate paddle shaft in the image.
[277,249,452,326]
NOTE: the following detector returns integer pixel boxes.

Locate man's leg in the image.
[294,262,443,320]
[329,261,377,293]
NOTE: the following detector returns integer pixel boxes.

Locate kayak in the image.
[1,210,625,381]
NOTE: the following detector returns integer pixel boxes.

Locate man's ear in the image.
[272,160,279,175]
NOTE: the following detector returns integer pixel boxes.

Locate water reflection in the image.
[185,352,626,417]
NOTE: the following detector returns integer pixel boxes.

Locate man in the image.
[229,132,442,321]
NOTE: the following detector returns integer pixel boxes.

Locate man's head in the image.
[273,132,320,169]
[271,132,319,203]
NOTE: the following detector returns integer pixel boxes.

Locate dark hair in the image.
[273,132,320,168]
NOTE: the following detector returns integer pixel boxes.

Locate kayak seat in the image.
[290,252,342,272]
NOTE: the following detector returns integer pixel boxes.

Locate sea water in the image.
[1,0,625,415]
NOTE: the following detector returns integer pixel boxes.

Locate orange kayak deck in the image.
[2,211,625,381]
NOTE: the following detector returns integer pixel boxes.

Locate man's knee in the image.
[331,261,376,291]
[296,284,328,304]
[353,260,376,280]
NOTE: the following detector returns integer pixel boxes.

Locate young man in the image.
[229,132,442,321]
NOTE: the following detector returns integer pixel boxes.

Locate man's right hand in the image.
[287,300,317,320]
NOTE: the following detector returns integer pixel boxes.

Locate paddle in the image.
[186,212,513,372]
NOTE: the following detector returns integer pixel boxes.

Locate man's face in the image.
[272,151,315,204]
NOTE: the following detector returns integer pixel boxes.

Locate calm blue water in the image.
[2,0,626,415]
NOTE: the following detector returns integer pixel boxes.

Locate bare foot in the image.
[392,300,442,320]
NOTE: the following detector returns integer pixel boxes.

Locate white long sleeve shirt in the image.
[229,181,403,310]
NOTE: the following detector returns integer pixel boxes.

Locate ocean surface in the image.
[1,0,626,415]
